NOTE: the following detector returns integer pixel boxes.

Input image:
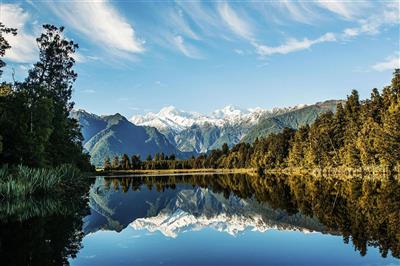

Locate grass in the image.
[0,164,88,199]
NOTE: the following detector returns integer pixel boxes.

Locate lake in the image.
[1,173,399,265]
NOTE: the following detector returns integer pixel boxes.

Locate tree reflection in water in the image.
[0,188,90,266]
[103,173,400,259]
[0,173,398,266]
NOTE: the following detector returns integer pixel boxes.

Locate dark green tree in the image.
[121,154,130,170]
[104,156,111,170]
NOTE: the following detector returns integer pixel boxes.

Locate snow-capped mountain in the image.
[131,106,220,132]
[73,100,340,160]
[84,179,327,237]
[131,104,311,133]
[130,187,323,238]
[130,104,315,153]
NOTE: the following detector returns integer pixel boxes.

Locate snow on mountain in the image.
[130,104,308,132]
[130,187,317,238]
[131,209,275,238]
[130,106,219,132]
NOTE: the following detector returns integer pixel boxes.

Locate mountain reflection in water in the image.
[85,174,400,259]
[0,173,399,266]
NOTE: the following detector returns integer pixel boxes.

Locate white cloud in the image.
[342,3,400,38]
[234,49,244,55]
[254,32,336,56]
[1,4,38,63]
[371,54,400,72]
[47,0,144,54]
[275,1,318,24]
[173,35,201,59]
[315,0,367,20]
[168,9,200,41]
[218,2,253,40]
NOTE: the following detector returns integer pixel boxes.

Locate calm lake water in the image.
[1,173,399,265]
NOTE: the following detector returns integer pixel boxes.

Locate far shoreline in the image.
[93,166,399,179]
[94,168,257,177]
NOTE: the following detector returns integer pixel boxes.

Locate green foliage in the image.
[288,70,400,169]
[103,156,111,171]
[74,112,180,166]
[104,173,400,258]
[0,164,87,199]
[0,22,17,77]
[105,70,399,171]
[243,100,339,143]
[0,24,93,171]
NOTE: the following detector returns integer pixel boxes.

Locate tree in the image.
[112,155,120,169]
[357,117,380,166]
[131,155,141,169]
[121,154,130,170]
[341,90,361,167]
[146,154,152,161]
[23,25,89,168]
[104,156,111,170]
[376,70,400,167]
[0,22,17,77]
[288,125,309,167]
[222,143,229,155]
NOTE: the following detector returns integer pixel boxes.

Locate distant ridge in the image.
[72,100,340,166]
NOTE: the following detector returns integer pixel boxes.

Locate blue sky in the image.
[1,0,399,117]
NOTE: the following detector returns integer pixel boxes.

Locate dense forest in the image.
[0,23,93,172]
[106,70,399,172]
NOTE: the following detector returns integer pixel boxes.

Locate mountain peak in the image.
[212,105,248,119]
[158,105,180,116]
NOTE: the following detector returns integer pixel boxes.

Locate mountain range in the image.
[84,179,328,237]
[72,100,340,166]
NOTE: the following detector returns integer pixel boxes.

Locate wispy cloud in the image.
[274,1,318,24]
[1,4,38,63]
[254,33,336,56]
[172,35,202,59]
[47,0,144,54]
[218,2,253,40]
[342,3,399,38]
[371,53,400,72]
[167,9,200,41]
[315,0,368,20]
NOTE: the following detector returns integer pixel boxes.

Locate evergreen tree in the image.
[104,156,111,170]
[121,154,130,169]
[23,25,89,168]
[341,90,361,167]
[222,143,229,155]
[0,23,17,77]
[112,155,120,169]
[288,125,309,167]
[131,155,141,169]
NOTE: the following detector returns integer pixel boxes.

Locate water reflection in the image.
[86,174,400,259]
[0,173,399,266]
[0,189,90,266]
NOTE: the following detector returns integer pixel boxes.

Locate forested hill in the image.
[102,70,400,171]
[74,100,339,166]
[72,110,183,166]
[243,100,341,143]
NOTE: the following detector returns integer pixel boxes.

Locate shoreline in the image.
[94,166,399,179]
[94,168,257,177]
